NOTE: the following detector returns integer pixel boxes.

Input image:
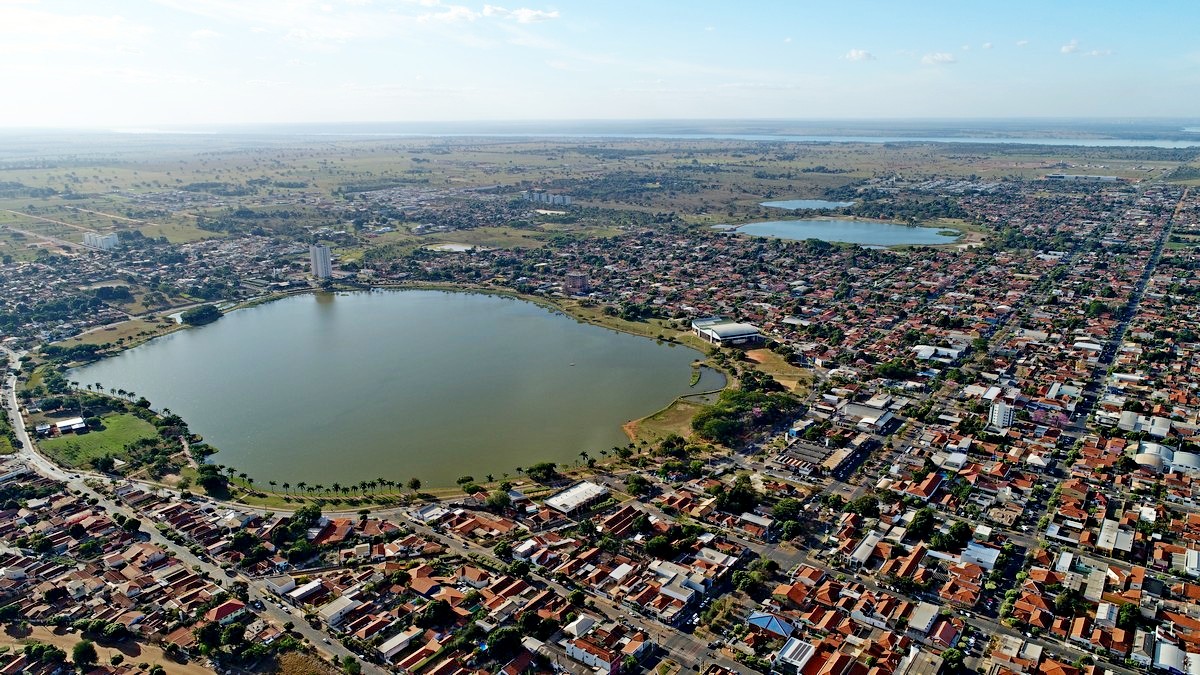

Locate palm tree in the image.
[485,474,494,483]
[331,482,342,496]
[282,482,290,494]
[313,484,325,495]
[515,467,524,477]
[268,480,277,491]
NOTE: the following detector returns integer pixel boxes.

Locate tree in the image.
[1117,602,1140,630]
[181,304,221,326]
[625,474,652,496]
[407,477,422,491]
[941,648,965,670]
[773,498,803,522]
[486,491,512,511]
[72,640,98,670]
[485,626,522,658]
[414,600,452,628]
[195,621,223,649]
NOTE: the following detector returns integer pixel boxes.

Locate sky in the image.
[2,0,1199,128]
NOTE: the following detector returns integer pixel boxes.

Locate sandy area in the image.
[0,625,214,675]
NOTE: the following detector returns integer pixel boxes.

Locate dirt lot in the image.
[0,625,214,675]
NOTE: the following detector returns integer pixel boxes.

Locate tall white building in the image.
[988,401,1014,429]
[83,232,119,250]
[309,244,332,279]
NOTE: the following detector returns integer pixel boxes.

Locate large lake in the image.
[736,219,960,246]
[72,291,722,486]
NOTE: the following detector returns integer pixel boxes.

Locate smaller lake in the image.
[736,219,960,246]
[761,199,854,210]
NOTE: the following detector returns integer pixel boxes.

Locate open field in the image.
[0,625,213,675]
[744,348,812,394]
[54,318,181,349]
[624,397,706,445]
[39,413,159,468]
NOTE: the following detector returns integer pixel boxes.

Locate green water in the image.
[72,290,722,486]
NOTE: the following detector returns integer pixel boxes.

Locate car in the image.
[322,638,330,644]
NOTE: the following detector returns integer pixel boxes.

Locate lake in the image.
[735,219,960,246]
[761,199,855,210]
[72,290,723,486]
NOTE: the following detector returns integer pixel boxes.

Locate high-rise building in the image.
[565,272,590,295]
[988,401,1014,429]
[309,244,332,279]
[83,232,119,250]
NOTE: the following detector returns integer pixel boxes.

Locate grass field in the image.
[54,318,181,349]
[39,413,159,468]
[624,398,705,445]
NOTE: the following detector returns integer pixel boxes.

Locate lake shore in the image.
[62,287,723,488]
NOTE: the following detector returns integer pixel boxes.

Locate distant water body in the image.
[100,126,1200,148]
[71,291,723,486]
[761,199,855,210]
[735,219,959,246]
[289,132,1200,148]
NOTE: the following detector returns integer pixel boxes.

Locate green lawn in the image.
[39,413,158,468]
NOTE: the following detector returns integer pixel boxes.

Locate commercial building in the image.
[545,481,609,515]
[309,244,332,278]
[83,232,119,250]
[691,317,763,347]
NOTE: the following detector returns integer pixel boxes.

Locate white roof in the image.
[545,481,608,513]
[55,417,85,429]
[707,322,761,339]
[318,595,361,620]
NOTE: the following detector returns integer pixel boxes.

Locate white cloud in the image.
[1061,39,1079,54]
[783,37,791,44]
[921,52,956,65]
[0,5,154,54]
[1085,49,1112,57]
[482,5,560,23]
[418,5,480,22]
[981,42,992,49]
[961,44,970,51]
[844,49,874,62]
[190,28,221,39]
[1016,39,1029,47]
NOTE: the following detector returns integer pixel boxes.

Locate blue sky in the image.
[2,0,1197,127]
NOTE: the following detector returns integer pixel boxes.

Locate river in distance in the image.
[732,219,959,246]
[71,290,724,487]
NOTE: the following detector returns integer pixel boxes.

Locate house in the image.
[204,599,246,625]
[318,596,362,628]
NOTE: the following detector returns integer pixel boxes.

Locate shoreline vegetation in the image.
[28,283,812,504]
